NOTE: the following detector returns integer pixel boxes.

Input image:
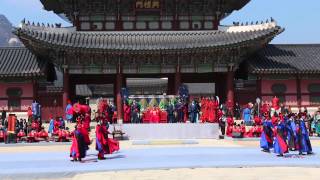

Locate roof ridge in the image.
[0,46,28,50]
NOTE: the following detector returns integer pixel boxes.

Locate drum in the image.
[7,114,16,133]
[6,114,17,143]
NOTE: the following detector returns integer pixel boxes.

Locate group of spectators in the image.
[228,96,320,137]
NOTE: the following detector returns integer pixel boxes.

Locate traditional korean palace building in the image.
[1,0,320,120]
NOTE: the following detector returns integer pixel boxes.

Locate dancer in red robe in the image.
[17,129,26,141]
[70,125,90,162]
[150,106,160,123]
[123,102,131,123]
[200,98,208,123]
[95,122,120,160]
[226,116,234,137]
[207,98,218,123]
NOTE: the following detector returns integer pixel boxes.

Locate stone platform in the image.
[110,123,220,140]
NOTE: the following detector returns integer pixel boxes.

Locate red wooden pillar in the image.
[226,67,235,113]
[296,76,301,109]
[174,65,181,95]
[116,64,123,123]
[62,68,69,111]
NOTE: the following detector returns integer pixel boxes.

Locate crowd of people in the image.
[0,94,318,160]
[110,97,224,124]
[260,112,313,156]
[69,100,120,162]
[0,100,72,143]
[0,100,120,162]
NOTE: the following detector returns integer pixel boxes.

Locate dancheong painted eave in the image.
[39,0,251,22]
[14,21,283,54]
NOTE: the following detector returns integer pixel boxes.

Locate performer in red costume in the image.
[207,98,218,123]
[27,107,32,123]
[73,103,91,115]
[31,120,40,132]
[226,115,234,137]
[27,130,39,143]
[254,116,262,126]
[38,127,49,141]
[183,103,188,123]
[200,98,206,123]
[150,106,160,123]
[95,121,120,160]
[270,96,281,117]
[70,124,90,162]
[53,117,61,135]
[123,101,131,123]
[272,96,280,110]
[17,129,26,141]
[83,113,91,131]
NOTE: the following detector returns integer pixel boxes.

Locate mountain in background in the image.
[0,14,23,47]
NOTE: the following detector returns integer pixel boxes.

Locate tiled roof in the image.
[248,44,320,74]
[0,47,46,78]
[14,22,283,53]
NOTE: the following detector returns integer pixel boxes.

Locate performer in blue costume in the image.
[167,102,176,123]
[296,116,313,155]
[273,119,288,157]
[31,100,40,120]
[260,117,274,152]
[188,100,199,123]
[48,115,54,134]
[242,106,252,126]
[175,100,184,123]
[285,115,298,151]
[65,100,73,123]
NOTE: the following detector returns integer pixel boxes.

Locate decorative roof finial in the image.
[271,17,274,22]
[21,18,25,24]
[32,22,35,26]
[37,22,40,26]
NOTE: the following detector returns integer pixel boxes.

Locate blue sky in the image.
[0,0,319,44]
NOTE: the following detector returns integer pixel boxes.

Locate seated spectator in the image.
[57,129,69,142]
[38,127,49,141]
[226,122,233,137]
[59,117,65,129]
[232,123,243,138]
[53,117,61,135]
[27,130,39,143]
[240,122,246,137]
[246,125,255,138]
[31,120,40,131]
[17,129,26,141]
[0,125,7,142]
[254,116,262,126]
[254,125,263,137]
